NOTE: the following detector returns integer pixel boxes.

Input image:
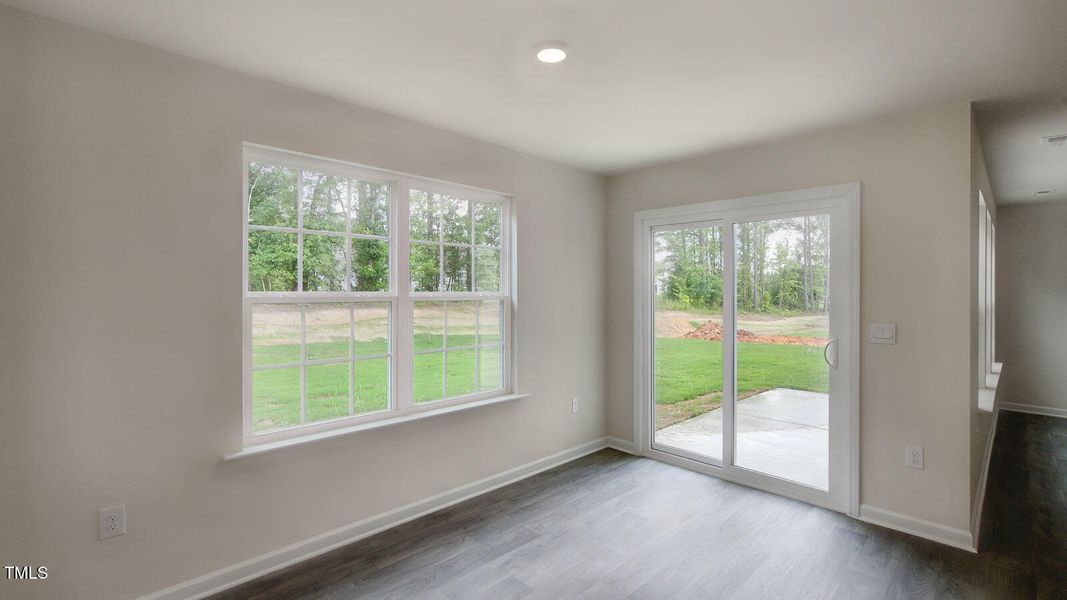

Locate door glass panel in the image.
[733,216,830,490]
[652,225,725,462]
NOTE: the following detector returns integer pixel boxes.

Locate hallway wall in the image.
[996,201,1067,413]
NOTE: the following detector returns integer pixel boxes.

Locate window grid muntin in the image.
[412,299,504,403]
[247,164,391,294]
[408,189,503,294]
[249,301,393,433]
[244,145,511,443]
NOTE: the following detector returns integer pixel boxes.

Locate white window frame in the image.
[242,143,515,449]
[977,191,997,389]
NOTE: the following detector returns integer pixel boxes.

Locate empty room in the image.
[3,1,1067,598]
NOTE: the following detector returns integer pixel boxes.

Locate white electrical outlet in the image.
[571,398,579,413]
[905,446,924,470]
[99,504,126,540]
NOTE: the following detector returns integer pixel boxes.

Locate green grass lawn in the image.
[654,338,828,405]
[252,333,501,432]
[254,334,824,433]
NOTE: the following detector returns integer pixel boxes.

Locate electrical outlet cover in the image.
[99,504,126,540]
[905,446,924,470]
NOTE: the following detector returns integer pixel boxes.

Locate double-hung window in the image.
[243,144,511,445]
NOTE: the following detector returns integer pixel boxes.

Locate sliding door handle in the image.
[824,338,838,370]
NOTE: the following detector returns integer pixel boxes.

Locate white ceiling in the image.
[977,97,1067,205]
[6,0,1067,175]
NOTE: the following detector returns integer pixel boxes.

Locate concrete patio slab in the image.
[653,388,829,490]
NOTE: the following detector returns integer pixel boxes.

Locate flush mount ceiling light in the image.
[535,42,568,63]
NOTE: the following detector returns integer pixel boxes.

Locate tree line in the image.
[247,163,501,294]
[247,162,390,292]
[656,216,830,314]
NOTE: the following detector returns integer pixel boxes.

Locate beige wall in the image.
[996,201,1067,412]
[0,8,606,599]
[606,104,976,531]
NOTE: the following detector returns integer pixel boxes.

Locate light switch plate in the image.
[870,323,896,344]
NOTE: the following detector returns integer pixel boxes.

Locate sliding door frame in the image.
[633,182,861,516]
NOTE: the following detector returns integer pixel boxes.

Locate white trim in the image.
[999,402,1067,419]
[605,436,636,454]
[847,185,862,517]
[224,393,530,460]
[144,437,611,600]
[858,505,976,553]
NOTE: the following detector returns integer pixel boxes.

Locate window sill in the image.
[223,393,530,461]
[978,388,995,414]
[978,363,1002,414]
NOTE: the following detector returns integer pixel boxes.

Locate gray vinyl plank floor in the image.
[211,411,1067,599]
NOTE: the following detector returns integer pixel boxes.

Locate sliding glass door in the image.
[638,184,857,513]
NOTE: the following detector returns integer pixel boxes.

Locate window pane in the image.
[302,171,347,232]
[410,243,440,292]
[352,239,389,292]
[248,231,297,292]
[446,301,476,348]
[475,247,500,292]
[413,301,444,351]
[354,358,389,414]
[477,300,502,345]
[248,162,297,228]
[302,234,346,291]
[414,352,444,403]
[446,349,477,398]
[409,190,439,241]
[352,180,389,236]
[478,346,502,391]
[252,304,302,366]
[443,246,472,292]
[442,196,471,244]
[474,201,500,246]
[652,225,725,463]
[305,303,350,361]
[354,302,390,357]
[252,367,300,432]
[306,363,349,423]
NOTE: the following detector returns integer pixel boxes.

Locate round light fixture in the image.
[535,42,567,64]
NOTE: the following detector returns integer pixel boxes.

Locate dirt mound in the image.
[684,321,725,341]
[683,321,825,347]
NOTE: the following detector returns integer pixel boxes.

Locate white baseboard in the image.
[605,436,635,454]
[971,404,1001,548]
[999,402,1067,419]
[141,438,612,600]
[858,505,975,552]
